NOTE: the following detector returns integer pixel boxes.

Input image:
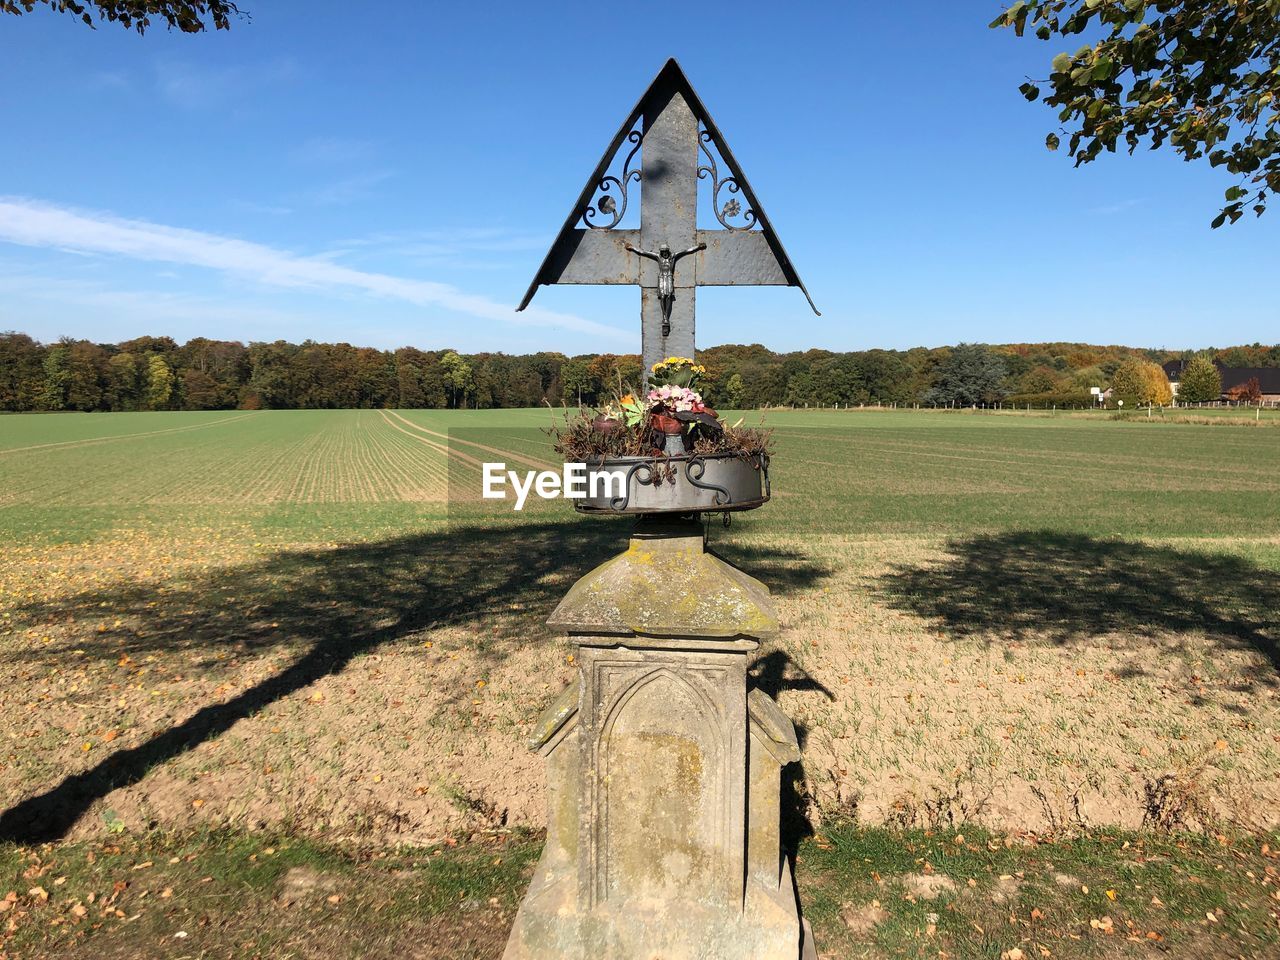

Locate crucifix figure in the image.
[625,241,706,337]
[518,58,818,377]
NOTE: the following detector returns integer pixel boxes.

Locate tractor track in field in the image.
[377,410,486,470]
[381,410,558,471]
[359,413,448,500]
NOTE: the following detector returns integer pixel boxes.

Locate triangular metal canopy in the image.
[516,58,818,315]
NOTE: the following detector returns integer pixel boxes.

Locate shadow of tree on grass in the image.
[877,530,1278,683]
[0,517,828,844]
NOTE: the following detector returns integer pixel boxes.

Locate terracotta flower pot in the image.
[650,413,683,435]
[592,415,622,435]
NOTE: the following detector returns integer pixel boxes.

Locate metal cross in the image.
[518,58,818,377]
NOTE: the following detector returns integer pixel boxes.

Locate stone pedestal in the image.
[504,519,815,960]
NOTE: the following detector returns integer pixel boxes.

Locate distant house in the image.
[1162,360,1280,403]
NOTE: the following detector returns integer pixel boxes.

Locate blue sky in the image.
[0,0,1275,355]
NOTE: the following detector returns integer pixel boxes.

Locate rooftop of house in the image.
[1162,361,1280,394]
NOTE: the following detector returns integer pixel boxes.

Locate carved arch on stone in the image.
[598,665,724,740]
[592,666,729,905]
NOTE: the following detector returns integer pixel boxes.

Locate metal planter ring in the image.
[573,452,770,515]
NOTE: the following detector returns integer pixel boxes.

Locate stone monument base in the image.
[503,518,815,960]
[504,859,816,959]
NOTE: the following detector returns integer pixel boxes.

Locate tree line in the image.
[2,332,1277,414]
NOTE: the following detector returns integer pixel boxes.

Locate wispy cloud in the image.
[92,70,131,90]
[0,270,319,332]
[349,227,549,254]
[281,138,394,207]
[303,169,396,207]
[0,197,626,341]
[154,57,299,110]
[229,199,294,217]
[334,226,550,269]
[290,137,378,166]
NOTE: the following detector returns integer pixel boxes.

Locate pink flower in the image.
[648,385,703,412]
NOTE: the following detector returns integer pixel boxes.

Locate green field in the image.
[3,406,1280,541]
[1,408,1278,958]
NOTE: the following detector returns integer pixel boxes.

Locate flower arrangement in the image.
[649,383,702,412]
[650,357,706,389]
[551,356,771,462]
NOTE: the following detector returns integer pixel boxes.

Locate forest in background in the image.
[2,331,1278,413]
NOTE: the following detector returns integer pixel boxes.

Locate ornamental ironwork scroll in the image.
[596,453,770,513]
[518,57,820,356]
[578,121,764,232]
[697,125,758,231]
[582,126,643,229]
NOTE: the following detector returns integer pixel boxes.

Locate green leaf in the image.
[1008,0,1277,226]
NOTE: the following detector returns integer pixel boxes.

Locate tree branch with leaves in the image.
[1,0,241,33]
[991,0,1280,227]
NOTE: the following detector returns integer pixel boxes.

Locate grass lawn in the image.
[1,407,1278,957]
[3,825,1278,958]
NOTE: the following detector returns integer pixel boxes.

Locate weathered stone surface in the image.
[505,523,811,959]
[578,644,746,908]
[546,522,778,640]
[748,730,784,890]
[528,678,579,752]
[506,861,813,959]
[748,687,801,765]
